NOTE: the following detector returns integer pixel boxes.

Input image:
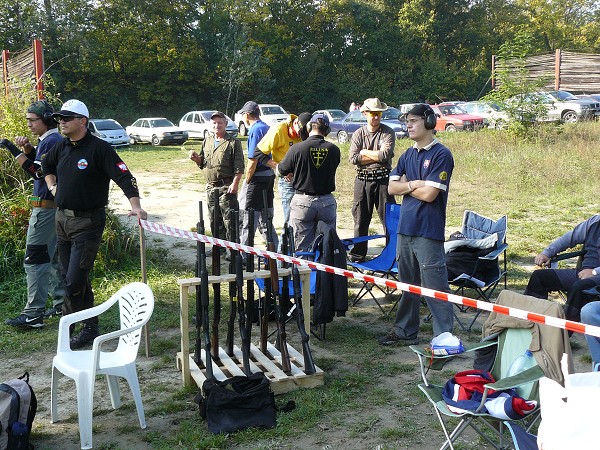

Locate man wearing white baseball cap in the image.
[42,99,147,348]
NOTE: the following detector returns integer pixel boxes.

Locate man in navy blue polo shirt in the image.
[379,103,454,345]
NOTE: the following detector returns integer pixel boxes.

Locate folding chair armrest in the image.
[341,234,385,249]
[479,243,508,260]
[484,365,544,391]
[550,249,585,263]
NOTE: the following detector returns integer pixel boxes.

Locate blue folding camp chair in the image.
[343,202,400,315]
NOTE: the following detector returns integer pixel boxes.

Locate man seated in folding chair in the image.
[524,214,600,323]
[378,104,454,345]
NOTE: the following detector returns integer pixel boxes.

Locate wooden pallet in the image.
[176,342,324,395]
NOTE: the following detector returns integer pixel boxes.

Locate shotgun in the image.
[225,209,237,356]
[194,202,203,366]
[198,204,214,379]
[260,193,271,354]
[234,213,251,375]
[245,208,255,347]
[265,194,291,374]
[288,226,316,374]
[211,189,221,361]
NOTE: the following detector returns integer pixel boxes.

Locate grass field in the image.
[0,121,599,449]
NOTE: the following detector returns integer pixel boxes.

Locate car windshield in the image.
[328,110,346,120]
[440,105,467,115]
[94,120,123,131]
[150,119,175,127]
[382,107,401,120]
[551,91,578,101]
[261,106,286,115]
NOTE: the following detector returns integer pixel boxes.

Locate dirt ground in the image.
[0,172,591,450]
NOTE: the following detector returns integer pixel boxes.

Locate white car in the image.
[459,102,510,129]
[87,119,129,148]
[126,118,188,146]
[179,111,238,139]
[234,104,288,135]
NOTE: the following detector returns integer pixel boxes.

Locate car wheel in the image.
[238,122,247,136]
[495,119,506,130]
[337,131,349,144]
[562,110,578,123]
[151,135,161,146]
[445,124,457,132]
[129,135,137,145]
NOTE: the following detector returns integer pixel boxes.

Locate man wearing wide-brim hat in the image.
[348,98,397,262]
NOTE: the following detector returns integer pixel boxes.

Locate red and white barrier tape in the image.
[139,219,600,339]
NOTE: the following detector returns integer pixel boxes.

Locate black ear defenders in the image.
[423,106,437,130]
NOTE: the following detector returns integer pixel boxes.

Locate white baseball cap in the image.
[52,99,89,119]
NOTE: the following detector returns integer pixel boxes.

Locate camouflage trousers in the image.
[206,184,240,242]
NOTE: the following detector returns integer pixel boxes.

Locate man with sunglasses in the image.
[348,98,396,263]
[3,100,65,328]
[42,99,147,348]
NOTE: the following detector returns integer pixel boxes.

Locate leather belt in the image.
[207,177,233,187]
[30,199,56,208]
[58,207,104,218]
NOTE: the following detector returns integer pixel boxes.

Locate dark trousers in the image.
[524,268,600,322]
[55,209,105,327]
[207,184,240,242]
[350,177,395,260]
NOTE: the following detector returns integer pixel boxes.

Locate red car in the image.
[430,104,486,132]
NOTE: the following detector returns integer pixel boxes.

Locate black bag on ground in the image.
[195,372,276,434]
[0,372,37,450]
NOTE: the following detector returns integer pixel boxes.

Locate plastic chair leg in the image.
[50,365,60,423]
[123,365,147,429]
[75,373,95,449]
[105,374,121,409]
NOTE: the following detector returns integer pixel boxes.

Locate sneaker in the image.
[377,330,419,346]
[4,314,44,328]
[44,306,63,318]
[70,325,99,349]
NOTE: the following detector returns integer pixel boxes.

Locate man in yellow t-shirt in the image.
[254,112,311,226]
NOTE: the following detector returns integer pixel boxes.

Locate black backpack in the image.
[0,372,37,450]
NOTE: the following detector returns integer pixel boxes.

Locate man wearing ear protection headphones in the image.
[379,103,454,346]
[3,100,66,328]
[255,112,312,228]
[276,113,340,252]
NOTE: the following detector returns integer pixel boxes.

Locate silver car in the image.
[88,119,129,148]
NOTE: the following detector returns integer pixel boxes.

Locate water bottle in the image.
[506,349,536,397]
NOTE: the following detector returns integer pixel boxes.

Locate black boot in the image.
[70,324,99,349]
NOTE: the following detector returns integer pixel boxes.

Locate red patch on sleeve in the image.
[117,162,128,173]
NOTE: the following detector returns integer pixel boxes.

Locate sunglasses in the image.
[365,111,382,117]
[55,115,84,123]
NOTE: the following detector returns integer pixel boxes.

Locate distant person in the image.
[349,102,358,111]
[379,104,454,345]
[524,214,600,322]
[3,100,65,328]
[348,97,396,263]
[189,111,244,242]
[236,101,275,248]
[42,99,147,348]
[277,113,341,251]
[254,112,312,227]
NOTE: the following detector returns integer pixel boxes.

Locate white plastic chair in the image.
[50,282,154,449]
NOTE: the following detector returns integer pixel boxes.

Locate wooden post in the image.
[491,54,496,90]
[33,39,44,97]
[139,225,150,357]
[2,50,9,97]
[555,49,561,91]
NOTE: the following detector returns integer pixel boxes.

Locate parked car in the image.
[234,104,288,135]
[430,104,486,132]
[575,94,600,118]
[328,107,408,144]
[179,111,238,139]
[126,118,188,146]
[87,119,129,148]
[528,91,600,122]
[459,101,510,129]
[312,109,347,123]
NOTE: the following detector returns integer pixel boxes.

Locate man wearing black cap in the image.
[277,113,340,252]
[348,97,396,263]
[2,100,65,328]
[255,112,312,229]
[189,111,244,242]
[42,99,147,348]
[379,103,454,345]
[236,101,275,248]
